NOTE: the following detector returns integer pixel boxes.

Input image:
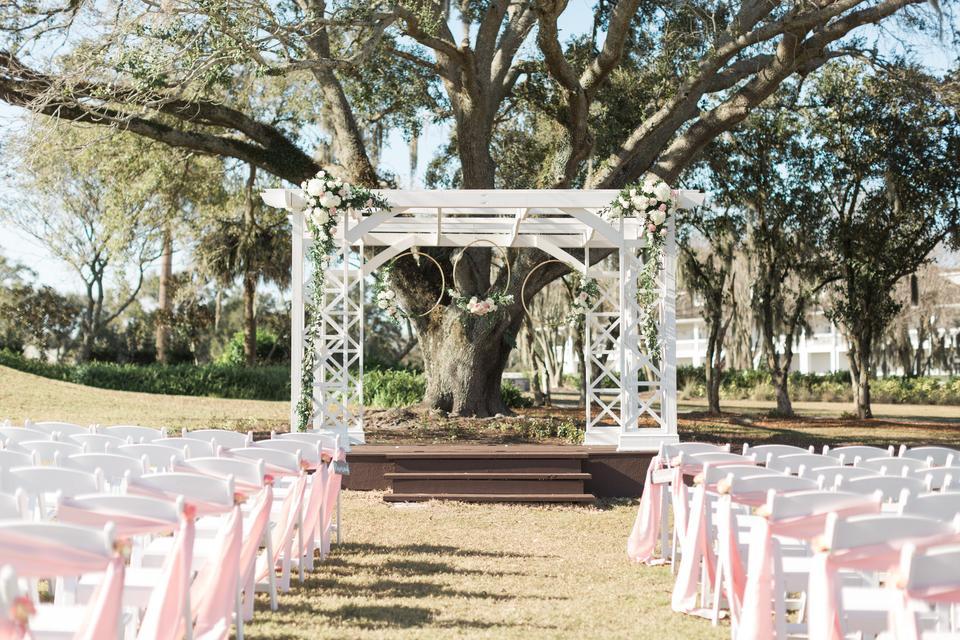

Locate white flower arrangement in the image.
[608,174,677,243]
[567,276,600,322]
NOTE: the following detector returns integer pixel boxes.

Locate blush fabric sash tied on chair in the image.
[672,481,717,615]
[807,529,960,640]
[627,455,665,563]
[0,529,126,640]
[191,505,243,640]
[736,502,880,640]
[136,509,196,640]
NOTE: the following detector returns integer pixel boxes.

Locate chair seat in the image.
[841,586,902,636]
[29,604,135,640]
[77,566,185,609]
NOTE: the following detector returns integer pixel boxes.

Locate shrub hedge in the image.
[677,365,960,405]
[0,349,289,401]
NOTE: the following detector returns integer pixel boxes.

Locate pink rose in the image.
[648,223,657,233]
[660,228,667,236]
[659,203,667,211]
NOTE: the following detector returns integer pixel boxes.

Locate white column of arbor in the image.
[262,189,703,451]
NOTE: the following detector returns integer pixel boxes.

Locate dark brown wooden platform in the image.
[344,444,655,502]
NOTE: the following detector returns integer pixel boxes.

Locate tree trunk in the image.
[848,332,874,419]
[524,327,545,407]
[772,367,793,416]
[242,272,257,366]
[419,311,516,416]
[155,228,173,364]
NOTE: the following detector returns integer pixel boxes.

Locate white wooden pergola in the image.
[262,189,704,452]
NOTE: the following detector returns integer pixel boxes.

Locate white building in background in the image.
[677,269,960,375]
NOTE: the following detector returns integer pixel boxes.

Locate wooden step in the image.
[386,471,590,495]
[392,457,583,474]
[383,492,596,504]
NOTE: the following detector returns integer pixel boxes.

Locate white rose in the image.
[306,178,325,197]
[384,290,395,300]
[643,175,658,189]
[312,208,329,226]
[618,196,629,208]
[377,300,389,309]
[629,189,637,197]
[319,193,341,209]
[631,195,644,208]
[650,209,666,225]
[654,182,672,201]
[316,170,326,178]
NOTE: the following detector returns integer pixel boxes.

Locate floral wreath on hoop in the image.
[605,174,679,354]
[567,276,601,322]
[447,240,514,317]
[295,170,391,431]
[371,251,445,325]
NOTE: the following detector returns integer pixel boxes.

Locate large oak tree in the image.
[0,0,945,414]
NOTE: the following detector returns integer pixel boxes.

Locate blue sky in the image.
[0,1,954,293]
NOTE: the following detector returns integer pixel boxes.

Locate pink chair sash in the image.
[296,464,327,557]
[239,486,273,585]
[191,505,242,640]
[627,456,664,563]
[889,581,960,640]
[320,453,345,555]
[136,511,196,640]
[125,479,232,517]
[736,502,880,640]
[0,618,26,640]
[671,482,717,614]
[0,528,127,640]
[255,473,308,582]
[56,501,179,537]
[807,530,960,640]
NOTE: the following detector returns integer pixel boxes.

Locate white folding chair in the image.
[98,425,167,443]
[116,443,185,471]
[0,450,35,492]
[767,453,840,475]
[67,433,129,453]
[823,444,895,464]
[803,465,879,488]
[7,466,103,518]
[26,421,91,438]
[814,513,959,638]
[181,429,251,451]
[155,437,216,458]
[254,439,320,467]
[65,453,146,487]
[0,490,25,519]
[839,474,927,503]
[743,443,813,461]
[892,543,960,637]
[913,467,960,492]
[179,456,266,492]
[16,440,85,465]
[0,427,51,450]
[273,431,338,454]
[900,446,960,467]
[857,456,930,476]
[899,491,960,522]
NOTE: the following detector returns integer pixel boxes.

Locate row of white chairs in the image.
[630,441,960,639]
[0,421,347,639]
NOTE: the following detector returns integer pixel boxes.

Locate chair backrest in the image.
[0,450,34,494]
[0,427,51,448]
[662,442,730,460]
[838,474,927,502]
[17,440,85,465]
[899,446,960,467]
[179,456,265,489]
[0,490,25,519]
[229,447,301,474]
[899,492,960,522]
[912,467,960,491]
[154,437,216,458]
[57,493,182,530]
[68,433,129,453]
[252,439,321,466]
[857,456,929,476]
[823,444,895,464]
[804,465,878,488]
[0,522,114,574]
[767,453,839,475]
[728,474,817,499]
[8,466,103,498]
[65,453,146,483]
[99,425,166,443]
[767,489,881,522]
[27,421,90,437]
[274,431,340,452]
[128,472,234,510]
[743,443,813,460]
[824,513,954,553]
[899,543,960,596]
[701,464,779,487]
[115,444,184,471]
[181,429,251,450]
[682,451,755,468]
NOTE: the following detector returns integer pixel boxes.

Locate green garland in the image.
[294,171,390,432]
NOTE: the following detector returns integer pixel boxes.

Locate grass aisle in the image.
[246,491,724,640]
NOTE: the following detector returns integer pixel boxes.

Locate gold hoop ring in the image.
[450,239,511,297]
[520,259,579,317]
[383,250,445,317]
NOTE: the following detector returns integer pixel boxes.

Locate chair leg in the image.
[296,509,305,584]
[336,491,342,544]
[234,579,244,640]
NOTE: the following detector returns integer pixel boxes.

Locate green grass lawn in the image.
[246,491,723,640]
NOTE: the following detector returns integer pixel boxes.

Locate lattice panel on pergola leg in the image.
[266,189,698,451]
